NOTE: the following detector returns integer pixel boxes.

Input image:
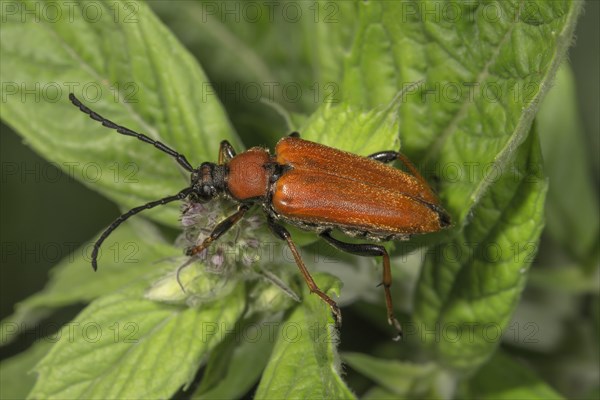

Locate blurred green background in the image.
[1,1,598,397]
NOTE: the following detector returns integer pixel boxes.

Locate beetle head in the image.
[190,162,226,202]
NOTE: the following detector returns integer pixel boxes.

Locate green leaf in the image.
[413,129,548,373]
[342,352,443,399]
[255,274,355,400]
[0,340,54,399]
[0,0,239,227]
[159,0,355,109]
[460,351,564,399]
[1,1,586,397]
[151,1,357,144]
[192,318,275,400]
[537,63,599,268]
[28,282,246,399]
[298,1,358,100]
[342,0,582,229]
[1,220,177,346]
[300,93,408,155]
[362,386,403,400]
[528,264,600,295]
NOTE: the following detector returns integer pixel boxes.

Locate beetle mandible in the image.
[69,93,450,340]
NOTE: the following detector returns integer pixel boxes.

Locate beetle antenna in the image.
[91,187,193,271]
[69,93,195,172]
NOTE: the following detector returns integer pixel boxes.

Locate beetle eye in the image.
[190,171,200,184]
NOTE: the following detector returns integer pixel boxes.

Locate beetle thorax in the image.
[226,147,271,201]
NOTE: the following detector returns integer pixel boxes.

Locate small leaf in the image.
[528,265,600,295]
[192,318,276,400]
[362,386,403,400]
[0,340,54,399]
[537,63,599,268]
[300,93,410,155]
[255,274,355,400]
[342,352,441,398]
[29,282,246,399]
[461,351,564,399]
[144,262,238,306]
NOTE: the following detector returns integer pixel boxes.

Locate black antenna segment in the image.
[69,93,194,172]
[90,187,193,270]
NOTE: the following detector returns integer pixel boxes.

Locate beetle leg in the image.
[218,140,237,164]
[319,230,403,341]
[367,150,398,164]
[267,217,342,326]
[177,204,250,291]
[185,204,250,257]
[368,150,431,191]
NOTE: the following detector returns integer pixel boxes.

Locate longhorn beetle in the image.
[69,93,450,340]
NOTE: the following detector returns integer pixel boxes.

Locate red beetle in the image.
[70,93,450,339]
